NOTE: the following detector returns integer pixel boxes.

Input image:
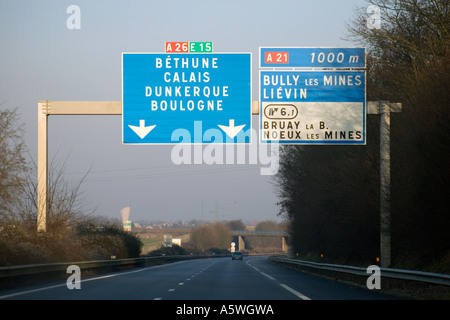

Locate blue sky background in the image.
[0,0,369,223]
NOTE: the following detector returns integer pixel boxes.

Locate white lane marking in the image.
[279,283,311,300]
[246,257,312,300]
[246,259,275,280]
[260,272,276,281]
[245,260,260,271]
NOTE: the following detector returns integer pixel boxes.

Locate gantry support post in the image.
[368,101,402,268]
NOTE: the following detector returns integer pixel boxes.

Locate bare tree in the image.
[0,105,29,222]
[190,222,231,252]
[347,0,449,99]
[17,154,94,233]
[274,0,450,265]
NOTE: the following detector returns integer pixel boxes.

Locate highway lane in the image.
[0,256,398,300]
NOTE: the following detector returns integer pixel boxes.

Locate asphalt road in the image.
[0,256,397,301]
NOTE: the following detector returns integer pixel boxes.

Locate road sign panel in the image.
[260,47,365,68]
[122,52,252,144]
[260,70,366,144]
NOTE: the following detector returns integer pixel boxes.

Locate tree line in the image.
[189,220,287,253]
[275,0,450,270]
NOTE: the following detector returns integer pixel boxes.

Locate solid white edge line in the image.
[0,260,188,300]
[0,283,67,299]
[279,283,312,300]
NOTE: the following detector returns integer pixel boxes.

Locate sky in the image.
[0,0,369,224]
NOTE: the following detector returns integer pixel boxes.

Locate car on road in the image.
[231,252,243,260]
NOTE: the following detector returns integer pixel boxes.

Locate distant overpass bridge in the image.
[231,230,290,252]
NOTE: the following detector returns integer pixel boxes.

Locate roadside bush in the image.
[146,244,189,256]
[0,219,143,266]
[75,222,143,260]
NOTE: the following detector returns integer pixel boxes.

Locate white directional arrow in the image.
[128,120,156,139]
[218,119,246,139]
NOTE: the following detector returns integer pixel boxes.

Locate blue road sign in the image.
[260,70,366,144]
[122,53,251,144]
[260,47,365,69]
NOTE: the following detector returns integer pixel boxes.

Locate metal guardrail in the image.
[0,255,223,281]
[269,256,450,286]
[232,230,289,236]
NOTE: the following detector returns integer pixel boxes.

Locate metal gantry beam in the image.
[37,101,121,232]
